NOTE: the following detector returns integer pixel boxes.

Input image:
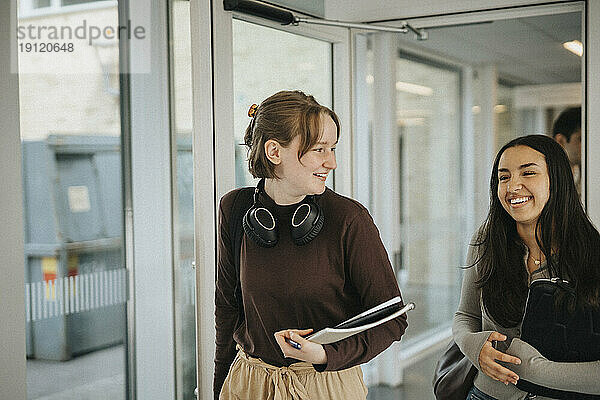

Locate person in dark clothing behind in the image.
[552,106,581,193]
[214,90,408,399]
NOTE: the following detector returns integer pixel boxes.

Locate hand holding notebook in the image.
[306,297,414,345]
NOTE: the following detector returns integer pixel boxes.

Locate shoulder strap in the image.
[228,187,254,311]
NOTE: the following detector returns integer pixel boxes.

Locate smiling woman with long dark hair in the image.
[453,134,600,400]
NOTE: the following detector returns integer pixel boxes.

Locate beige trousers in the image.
[220,348,368,400]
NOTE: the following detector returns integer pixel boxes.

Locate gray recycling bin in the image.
[23,135,126,361]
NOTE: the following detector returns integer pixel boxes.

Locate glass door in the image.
[17,1,127,399]
[232,19,333,188]
[170,0,196,398]
[393,53,463,343]
[193,5,351,398]
[353,3,584,398]
[354,33,464,391]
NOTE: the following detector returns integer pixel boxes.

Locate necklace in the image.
[529,254,543,265]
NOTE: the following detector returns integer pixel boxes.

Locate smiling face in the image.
[497,145,550,228]
[275,114,338,200]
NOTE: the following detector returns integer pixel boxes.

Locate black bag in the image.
[516,278,600,399]
[433,339,478,400]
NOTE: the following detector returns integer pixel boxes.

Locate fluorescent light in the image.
[395,81,433,96]
[471,105,507,114]
[366,75,374,84]
[563,40,583,57]
[494,104,507,113]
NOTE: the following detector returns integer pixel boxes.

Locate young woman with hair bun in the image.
[214,90,408,399]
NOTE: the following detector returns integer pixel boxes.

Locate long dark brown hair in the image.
[472,134,600,327]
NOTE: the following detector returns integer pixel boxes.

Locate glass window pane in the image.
[362,43,463,345]
[495,83,516,150]
[171,0,197,398]
[232,19,332,188]
[62,0,101,6]
[18,2,126,399]
[33,0,51,8]
[394,56,462,341]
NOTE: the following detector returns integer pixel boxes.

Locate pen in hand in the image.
[285,337,302,350]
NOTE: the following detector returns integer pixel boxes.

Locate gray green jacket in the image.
[453,242,600,400]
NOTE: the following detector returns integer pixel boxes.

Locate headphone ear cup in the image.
[293,212,323,246]
[291,201,324,246]
[243,206,278,247]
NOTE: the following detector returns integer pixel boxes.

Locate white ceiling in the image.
[322,0,582,86]
[324,0,565,22]
[395,12,582,85]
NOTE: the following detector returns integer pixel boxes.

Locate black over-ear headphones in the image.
[242,179,324,247]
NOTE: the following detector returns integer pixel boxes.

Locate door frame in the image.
[190,0,599,397]
[190,3,352,398]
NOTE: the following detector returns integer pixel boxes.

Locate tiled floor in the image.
[28,344,444,400]
[27,345,126,400]
[367,347,444,400]
[26,278,457,399]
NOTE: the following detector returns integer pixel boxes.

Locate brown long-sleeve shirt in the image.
[214,187,408,398]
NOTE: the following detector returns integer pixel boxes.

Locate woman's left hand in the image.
[274,328,327,365]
